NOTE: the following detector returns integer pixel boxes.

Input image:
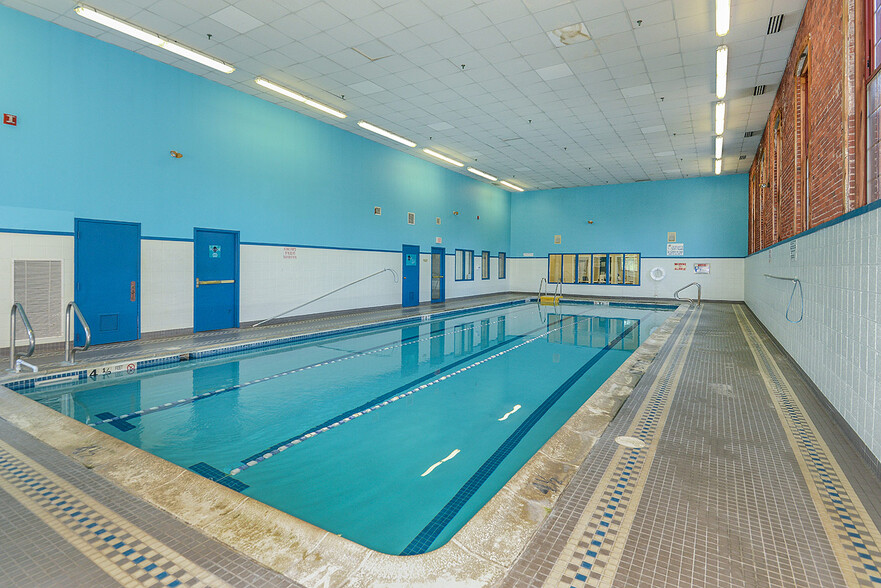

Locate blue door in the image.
[74,218,140,346]
[194,228,239,332]
[431,247,445,303]
[402,244,419,307]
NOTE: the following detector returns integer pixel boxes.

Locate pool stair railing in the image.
[673,282,702,306]
[537,278,561,306]
[8,302,36,373]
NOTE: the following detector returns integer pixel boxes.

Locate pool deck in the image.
[2,295,881,587]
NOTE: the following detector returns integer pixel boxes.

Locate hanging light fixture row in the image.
[74,4,526,192]
[713,0,731,175]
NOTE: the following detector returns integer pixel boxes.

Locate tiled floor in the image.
[2,298,881,587]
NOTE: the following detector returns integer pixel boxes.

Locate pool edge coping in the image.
[0,301,690,587]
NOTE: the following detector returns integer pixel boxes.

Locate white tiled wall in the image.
[744,205,881,461]
[141,239,193,333]
[0,232,73,348]
[509,257,744,301]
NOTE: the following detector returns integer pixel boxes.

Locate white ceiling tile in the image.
[209,5,264,34]
[357,10,405,37]
[536,63,574,81]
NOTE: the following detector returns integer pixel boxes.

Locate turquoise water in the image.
[26,302,671,554]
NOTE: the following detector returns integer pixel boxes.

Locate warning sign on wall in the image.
[283,247,297,259]
[674,262,687,271]
[666,243,684,256]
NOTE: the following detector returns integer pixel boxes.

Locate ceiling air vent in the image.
[767,14,784,34]
[744,130,759,137]
[754,85,766,96]
[739,155,747,160]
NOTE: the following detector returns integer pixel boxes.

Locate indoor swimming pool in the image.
[21,301,673,555]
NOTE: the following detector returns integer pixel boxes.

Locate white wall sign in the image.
[694,263,710,274]
[666,243,684,256]
[283,247,297,259]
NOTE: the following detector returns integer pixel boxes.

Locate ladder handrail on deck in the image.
[64,301,91,364]
[9,303,36,372]
[673,282,702,305]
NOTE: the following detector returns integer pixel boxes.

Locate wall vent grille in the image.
[13,260,63,340]
[768,14,784,34]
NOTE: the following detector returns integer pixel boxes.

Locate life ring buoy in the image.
[650,267,665,281]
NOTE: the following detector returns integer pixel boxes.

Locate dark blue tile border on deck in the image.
[399,318,643,555]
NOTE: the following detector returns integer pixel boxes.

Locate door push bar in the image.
[196,278,236,288]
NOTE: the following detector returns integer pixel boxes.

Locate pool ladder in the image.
[8,303,37,373]
[64,301,91,364]
[673,282,702,306]
[537,278,561,306]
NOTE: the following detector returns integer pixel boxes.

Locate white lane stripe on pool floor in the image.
[421,449,461,477]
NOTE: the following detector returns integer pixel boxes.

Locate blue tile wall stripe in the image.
[399,317,644,556]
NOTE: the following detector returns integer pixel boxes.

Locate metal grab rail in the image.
[9,303,36,371]
[64,302,91,364]
[673,282,702,305]
[253,268,399,328]
[538,278,548,299]
[537,278,561,306]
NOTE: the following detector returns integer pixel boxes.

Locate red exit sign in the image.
[3,114,16,126]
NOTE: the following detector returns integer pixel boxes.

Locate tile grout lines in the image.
[0,440,233,588]
[734,305,881,587]
[541,305,702,588]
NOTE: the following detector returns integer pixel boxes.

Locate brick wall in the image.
[749,0,865,253]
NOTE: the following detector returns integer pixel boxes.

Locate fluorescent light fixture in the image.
[714,158,722,175]
[357,121,415,147]
[467,167,498,181]
[716,45,728,99]
[716,0,730,36]
[422,148,464,167]
[715,101,726,135]
[161,41,234,74]
[256,78,346,119]
[715,135,724,159]
[500,180,525,192]
[75,5,163,45]
[75,5,234,73]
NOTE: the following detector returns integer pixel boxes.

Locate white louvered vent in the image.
[13,260,63,339]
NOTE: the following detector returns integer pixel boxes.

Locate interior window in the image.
[592,254,607,284]
[609,254,624,284]
[562,254,577,283]
[577,254,592,283]
[548,254,562,283]
[624,253,640,285]
[498,252,506,279]
[481,251,490,279]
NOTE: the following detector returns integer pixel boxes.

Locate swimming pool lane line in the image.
[229,307,628,477]
[399,314,649,556]
[85,312,520,429]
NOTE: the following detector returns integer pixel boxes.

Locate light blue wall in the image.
[0,6,510,253]
[510,174,748,258]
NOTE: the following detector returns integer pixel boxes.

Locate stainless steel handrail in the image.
[538,278,548,300]
[673,282,702,305]
[9,303,35,371]
[64,301,91,364]
[253,268,399,327]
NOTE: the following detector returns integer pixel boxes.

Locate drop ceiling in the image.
[2,0,806,190]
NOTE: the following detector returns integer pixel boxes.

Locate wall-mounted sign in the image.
[667,231,676,242]
[435,237,442,244]
[694,263,710,274]
[790,241,797,260]
[209,245,221,258]
[283,247,297,259]
[554,235,562,244]
[3,113,16,126]
[674,262,687,271]
[666,243,684,256]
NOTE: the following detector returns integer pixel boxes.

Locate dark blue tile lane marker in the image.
[189,462,249,492]
[236,331,534,466]
[399,318,643,556]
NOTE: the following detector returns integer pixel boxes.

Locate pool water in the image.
[25,302,672,554]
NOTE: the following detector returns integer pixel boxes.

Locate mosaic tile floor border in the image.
[0,439,233,588]
[734,305,881,587]
[540,306,702,587]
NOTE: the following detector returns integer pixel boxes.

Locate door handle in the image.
[196,278,235,288]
